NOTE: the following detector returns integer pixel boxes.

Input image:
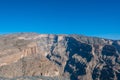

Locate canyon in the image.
[0,33,120,80]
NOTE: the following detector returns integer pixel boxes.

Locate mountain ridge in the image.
[0,33,120,80]
[0,32,118,40]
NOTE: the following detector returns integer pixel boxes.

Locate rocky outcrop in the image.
[0,33,120,80]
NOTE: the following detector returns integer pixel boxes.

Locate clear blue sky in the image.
[0,0,120,39]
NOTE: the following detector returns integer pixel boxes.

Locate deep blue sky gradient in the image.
[0,0,120,39]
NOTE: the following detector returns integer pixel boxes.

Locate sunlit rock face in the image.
[0,33,120,80]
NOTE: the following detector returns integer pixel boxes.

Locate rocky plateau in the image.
[0,33,120,80]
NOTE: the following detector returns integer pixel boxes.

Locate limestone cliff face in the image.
[0,33,120,80]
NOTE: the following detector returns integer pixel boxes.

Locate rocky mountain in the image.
[0,33,120,80]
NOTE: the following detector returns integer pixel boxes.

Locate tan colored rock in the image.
[0,33,120,80]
